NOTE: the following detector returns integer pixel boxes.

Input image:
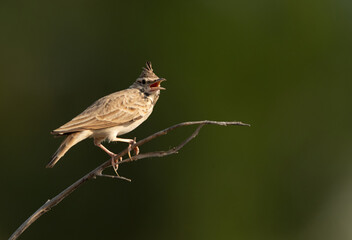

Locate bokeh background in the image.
[1,0,352,239]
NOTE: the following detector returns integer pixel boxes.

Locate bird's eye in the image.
[142,80,146,84]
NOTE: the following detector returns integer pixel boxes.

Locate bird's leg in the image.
[94,140,121,176]
[96,142,116,156]
[111,137,140,161]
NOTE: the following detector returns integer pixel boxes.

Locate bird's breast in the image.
[91,110,153,142]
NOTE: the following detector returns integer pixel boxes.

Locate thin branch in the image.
[9,120,249,240]
[97,174,132,182]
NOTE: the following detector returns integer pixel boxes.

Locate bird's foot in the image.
[110,154,122,177]
[127,138,139,161]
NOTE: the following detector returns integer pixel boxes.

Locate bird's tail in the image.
[46,132,87,168]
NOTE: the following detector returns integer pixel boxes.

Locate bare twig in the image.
[9,120,249,240]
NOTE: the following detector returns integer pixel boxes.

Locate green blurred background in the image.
[1,0,352,239]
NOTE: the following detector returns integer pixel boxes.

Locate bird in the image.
[46,62,166,170]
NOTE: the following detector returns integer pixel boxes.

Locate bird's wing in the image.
[52,89,151,135]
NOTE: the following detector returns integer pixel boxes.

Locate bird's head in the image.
[130,62,166,94]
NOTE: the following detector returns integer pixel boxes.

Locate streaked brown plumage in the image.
[47,62,165,168]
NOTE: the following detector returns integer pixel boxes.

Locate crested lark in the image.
[47,62,165,169]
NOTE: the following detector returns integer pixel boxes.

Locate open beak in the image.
[149,78,166,91]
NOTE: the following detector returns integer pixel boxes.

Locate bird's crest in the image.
[144,61,153,72]
[139,61,158,79]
